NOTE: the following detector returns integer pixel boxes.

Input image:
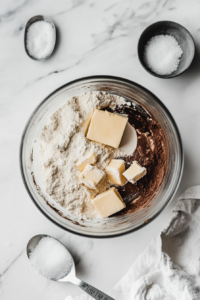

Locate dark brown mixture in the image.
[106,103,167,215]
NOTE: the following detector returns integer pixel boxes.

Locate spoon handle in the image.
[73,277,115,300]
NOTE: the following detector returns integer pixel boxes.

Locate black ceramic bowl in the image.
[138,21,195,79]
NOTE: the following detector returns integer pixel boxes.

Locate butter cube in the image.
[78,164,105,189]
[123,161,146,184]
[75,150,97,171]
[105,159,127,186]
[92,187,126,218]
[81,110,94,136]
[86,109,128,148]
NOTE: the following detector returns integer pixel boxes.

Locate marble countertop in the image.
[1,0,200,299]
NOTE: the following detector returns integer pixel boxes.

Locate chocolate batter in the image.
[106,103,167,216]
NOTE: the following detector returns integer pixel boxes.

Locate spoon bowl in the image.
[27,234,75,280]
[27,234,115,299]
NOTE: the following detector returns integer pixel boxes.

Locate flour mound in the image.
[40,92,125,219]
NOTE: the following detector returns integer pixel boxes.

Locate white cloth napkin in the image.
[66,186,200,300]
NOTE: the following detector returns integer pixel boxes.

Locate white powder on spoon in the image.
[29,237,73,280]
[144,35,183,75]
[26,21,55,59]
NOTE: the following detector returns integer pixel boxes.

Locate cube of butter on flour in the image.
[86,109,128,148]
[78,164,105,189]
[75,150,97,171]
[123,161,146,184]
[92,187,126,218]
[105,159,127,186]
[81,110,94,136]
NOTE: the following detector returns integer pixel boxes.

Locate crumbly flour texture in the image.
[40,92,126,219]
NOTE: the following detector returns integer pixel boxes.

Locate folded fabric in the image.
[66,186,200,300]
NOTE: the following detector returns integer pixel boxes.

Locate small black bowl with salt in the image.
[138,21,195,79]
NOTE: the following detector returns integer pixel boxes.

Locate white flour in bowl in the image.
[39,91,126,219]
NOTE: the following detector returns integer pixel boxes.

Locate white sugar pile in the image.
[40,91,126,219]
[144,35,183,75]
[29,237,73,280]
[26,21,55,59]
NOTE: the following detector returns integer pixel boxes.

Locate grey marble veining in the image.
[1,0,200,299]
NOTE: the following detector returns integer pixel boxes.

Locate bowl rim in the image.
[138,20,196,79]
[19,75,184,238]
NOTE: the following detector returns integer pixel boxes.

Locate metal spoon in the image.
[27,234,115,300]
[24,15,56,61]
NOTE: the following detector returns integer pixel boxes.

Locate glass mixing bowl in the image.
[20,76,183,238]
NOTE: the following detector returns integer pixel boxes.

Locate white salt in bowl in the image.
[138,21,195,79]
[20,76,183,238]
[24,15,56,61]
